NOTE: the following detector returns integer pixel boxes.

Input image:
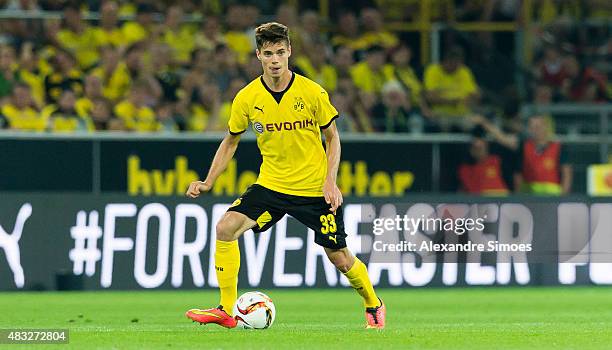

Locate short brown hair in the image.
[255,22,290,49]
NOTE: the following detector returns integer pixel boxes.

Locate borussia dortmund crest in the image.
[293,97,305,111]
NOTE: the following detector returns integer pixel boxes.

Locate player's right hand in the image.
[186,180,212,198]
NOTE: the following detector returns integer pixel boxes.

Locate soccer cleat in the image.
[365,298,385,329]
[185,305,237,329]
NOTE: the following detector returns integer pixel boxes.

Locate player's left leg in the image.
[287,200,385,329]
[325,247,385,329]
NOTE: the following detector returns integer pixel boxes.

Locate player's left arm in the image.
[322,122,343,214]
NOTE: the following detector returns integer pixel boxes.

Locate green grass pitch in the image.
[1,287,611,349]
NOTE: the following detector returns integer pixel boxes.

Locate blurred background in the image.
[0,1,611,292]
[0,0,610,196]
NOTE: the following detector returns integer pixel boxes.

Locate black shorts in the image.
[227,184,347,249]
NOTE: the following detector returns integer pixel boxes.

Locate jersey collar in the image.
[260,71,295,104]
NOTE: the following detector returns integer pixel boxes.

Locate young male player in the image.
[185,22,385,329]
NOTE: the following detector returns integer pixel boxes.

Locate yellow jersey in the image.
[424,63,479,117]
[228,73,338,197]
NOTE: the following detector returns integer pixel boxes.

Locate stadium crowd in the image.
[0,0,609,133]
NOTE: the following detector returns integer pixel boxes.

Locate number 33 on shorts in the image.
[319,214,337,238]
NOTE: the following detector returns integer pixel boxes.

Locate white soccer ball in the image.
[232,291,276,329]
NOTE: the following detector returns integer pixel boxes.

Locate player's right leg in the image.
[186,211,255,328]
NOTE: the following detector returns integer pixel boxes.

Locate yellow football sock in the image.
[344,258,380,308]
[215,239,240,315]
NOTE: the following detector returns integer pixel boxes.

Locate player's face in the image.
[257,41,291,78]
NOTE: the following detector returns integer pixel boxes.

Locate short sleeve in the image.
[228,91,249,135]
[461,67,478,95]
[423,65,439,90]
[315,87,338,129]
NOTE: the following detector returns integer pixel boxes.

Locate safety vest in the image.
[521,139,562,195]
[459,155,509,195]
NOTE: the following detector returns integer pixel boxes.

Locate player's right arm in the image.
[186,88,249,198]
[186,133,241,198]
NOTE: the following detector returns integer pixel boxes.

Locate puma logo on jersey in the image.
[254,106,264,113]
[329,235,337,244]
[264,119,314,132]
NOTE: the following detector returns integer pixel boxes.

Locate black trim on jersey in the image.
[229,129,246,135]
[319,115,339,129]
[260,72,295,104]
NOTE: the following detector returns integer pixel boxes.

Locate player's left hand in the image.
[323,180,343,214]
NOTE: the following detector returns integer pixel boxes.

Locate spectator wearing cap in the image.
[424,46,480,130]
[458,126,509,195]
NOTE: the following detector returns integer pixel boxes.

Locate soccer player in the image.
[185,22,385,329]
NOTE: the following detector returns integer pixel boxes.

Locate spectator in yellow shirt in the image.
[215,76,247,132]
[161,5,195,65]
[331,12,362,51]
[16,42,45,107]
[114,80,159,132]
[424,46,480,128]
[332,45,355,79]
[194,16,226,51]
[1,83,52,131]
[87,97,115,131]
[358,8,399,51]
[90,46,131,101]
[224,4,254,65]
[294,41,337,92]
[296,11,326,53]
[75,74,105,118]
[183,81,221,132]
[350,45,387,94]
[122,3,157,46]
[383,43,431,117]
[56,5,103,70]
[49,89,94,132]
[44,49,84,104]
[93,1,126,50]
